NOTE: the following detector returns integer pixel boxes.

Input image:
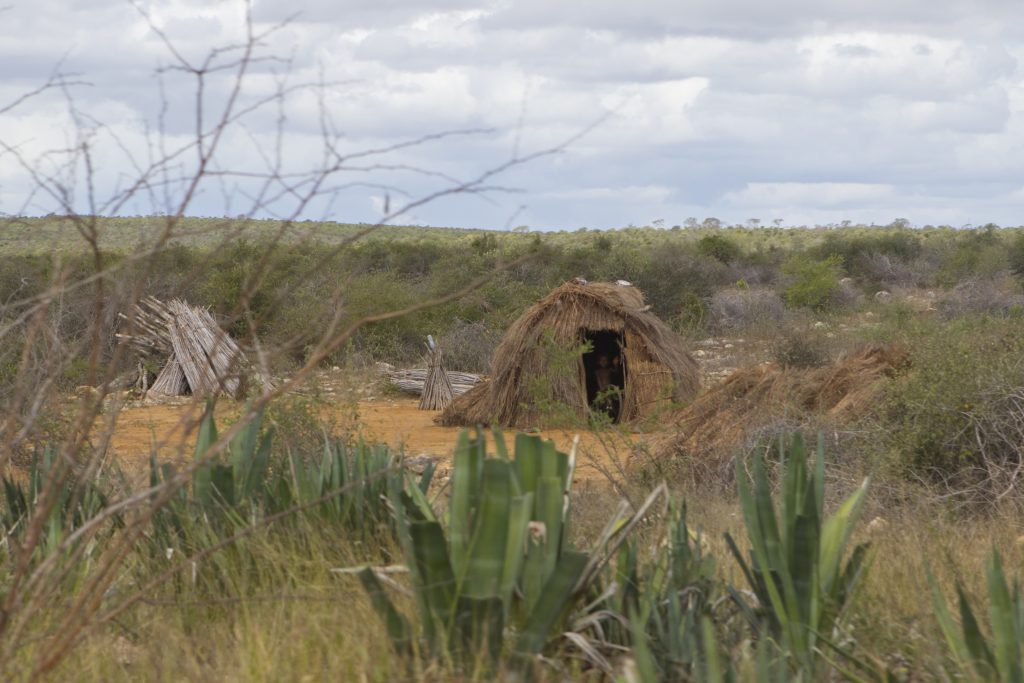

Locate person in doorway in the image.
[594,354,613,395]
[592,354,621,420]
[609,354,623,420]
[611,355,623,388]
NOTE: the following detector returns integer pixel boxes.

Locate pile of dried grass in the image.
[648,344,907,466]
[117,297,272,399]
[439,281,700,428]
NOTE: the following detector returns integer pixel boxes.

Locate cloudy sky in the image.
[1,0,1023,229]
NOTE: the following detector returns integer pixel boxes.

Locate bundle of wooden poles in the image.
[419,335,454,410]
[116,297,272,399]
[388,369,482,397]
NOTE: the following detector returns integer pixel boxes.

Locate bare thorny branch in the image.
[0,3,603,678]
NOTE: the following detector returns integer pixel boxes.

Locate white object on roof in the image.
[616,279,632,286]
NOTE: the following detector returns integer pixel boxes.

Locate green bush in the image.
[12,220,1024,378]
[770,328,830,368]
[1008,231,1024,277]
[781,254,844,311]
[935,228,1009,288]
[637,242,731,318]
[697,234,742,264]
[816,230,921,267]
[672,291,707,333]
[878,316,1024,485]
[150,401,420,555]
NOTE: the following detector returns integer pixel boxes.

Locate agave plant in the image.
[149,400,423,556]
[1,447,115,559]
[595,500,723,682]
[931,549,1024,682]
[725,433,870,676]
[359,428,664,673]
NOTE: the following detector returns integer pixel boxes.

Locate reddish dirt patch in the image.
[107,396,650,482]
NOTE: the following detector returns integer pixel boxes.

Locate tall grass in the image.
[5,422,1024,680]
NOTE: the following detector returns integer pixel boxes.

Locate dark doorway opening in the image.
[582,330,625,422]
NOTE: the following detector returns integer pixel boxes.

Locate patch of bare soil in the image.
[102,338,774,482]
[105,396,651,483]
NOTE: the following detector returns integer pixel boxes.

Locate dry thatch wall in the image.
[647,344,907,467]
[439,281,700,428]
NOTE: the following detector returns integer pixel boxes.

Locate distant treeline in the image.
[3,220,1024,383]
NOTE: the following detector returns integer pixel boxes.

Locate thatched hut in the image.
[439,281,700,428]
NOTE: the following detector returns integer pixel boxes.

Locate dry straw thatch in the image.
[647,343,908,466]
[439,281,700,428]
[117,297,272,399]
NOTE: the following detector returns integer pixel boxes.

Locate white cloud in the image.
[0,0,1023,228]
[543,185,676,202]
[723,182,897,208]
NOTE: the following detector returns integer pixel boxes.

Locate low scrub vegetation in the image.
[3,218,1024,378]
[6,411,1024,681]
[7,217,1024,679]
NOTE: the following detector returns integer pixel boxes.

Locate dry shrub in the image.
[770,327,831,369]
[834,277,864,308]
[641,344,907,485]
[437,319,501,373]
[860,252,920,289]
[708,287,787,333]
[878,316,1024,506]
[938,276,1024,319]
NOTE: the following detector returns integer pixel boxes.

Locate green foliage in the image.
[726,434,870,676]
[935,228,1009,288]
[782,255,844,311]
[150,401,421,558]
[613,502,729,680]
[697,234,742,264]
[10,217,1024,382]
[815,230,922,283]
[265,390,358,456]
[931,549,1024,682]
[638,242,732,318]
[524,331,592,428]
[1,448,116,559]
[879,316,1024,479]
[770,328,830,368]
[361,429,662,671]
[1009,232,1024,277]
[60,357,92,390]
[672,291,708,333]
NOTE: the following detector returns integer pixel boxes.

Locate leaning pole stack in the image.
[418,335,455,411]
[116,297,273,399]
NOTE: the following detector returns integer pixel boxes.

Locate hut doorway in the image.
[582,330,626,422]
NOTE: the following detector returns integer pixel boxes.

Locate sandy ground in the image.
[106,395,651,482]
[104,334,777,482]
